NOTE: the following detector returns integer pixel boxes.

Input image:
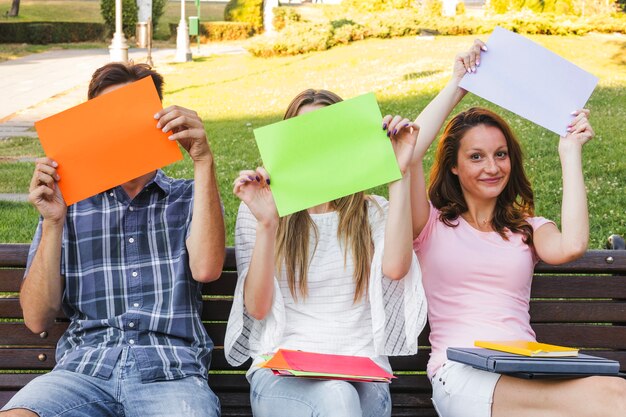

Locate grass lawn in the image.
[0,34,624,247]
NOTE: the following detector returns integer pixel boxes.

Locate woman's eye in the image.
[496,151,508,158]
[470,154,481,160]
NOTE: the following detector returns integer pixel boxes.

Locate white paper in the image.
[459,27,598,136]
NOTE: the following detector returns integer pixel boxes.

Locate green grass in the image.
[0,34,624,247]
[0,202,39,242]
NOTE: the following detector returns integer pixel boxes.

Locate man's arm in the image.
[21,157,66,333]
[156,106,226,282]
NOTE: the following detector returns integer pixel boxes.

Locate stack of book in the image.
[261,349,395,383]
[447,340,620,378]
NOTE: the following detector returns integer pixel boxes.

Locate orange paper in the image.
[34,77,183,205]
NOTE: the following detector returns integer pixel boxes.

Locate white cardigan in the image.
[224,196,427,376]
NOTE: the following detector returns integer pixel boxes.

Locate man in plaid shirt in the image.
[1,63,225,417]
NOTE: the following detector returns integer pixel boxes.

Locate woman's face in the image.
[451,124,511,202]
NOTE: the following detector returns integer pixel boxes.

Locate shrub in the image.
[151,0,167,30]
[456,1,466,14]
[343,0,413,12]
[0,21,105,44]
[419,0,444,16]
[224,0,264,32]
[201,21,254,41]
[100,0,137,38]
[247,9,626,57]
[272,7,301,31]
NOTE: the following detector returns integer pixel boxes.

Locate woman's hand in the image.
[382,115,419,176]
[560,109,593,151]
[28,157,67,225]
[233,167,278,227]
[452,38,488,84]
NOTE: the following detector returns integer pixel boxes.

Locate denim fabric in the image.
[1,348,220,417]
[249,368,391,417]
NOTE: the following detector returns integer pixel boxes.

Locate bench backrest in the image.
[1,244,625,416]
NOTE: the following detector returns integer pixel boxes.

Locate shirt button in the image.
[133,303,139,308]
[129,206,134,212]
[129,339,135,345]
[128,237,135,243]
[131,271,138,277]
[109,192,114,197]
[128,322,135,328]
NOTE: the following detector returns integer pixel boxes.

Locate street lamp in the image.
[175,0,192,62]
[109,0,129,62]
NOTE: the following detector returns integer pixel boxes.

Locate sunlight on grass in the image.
[0,34,624,246]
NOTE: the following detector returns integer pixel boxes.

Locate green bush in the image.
[203,21,254,41]
[0,21,105,44]
[272,7,302,31]
[456,1,466,14]
[151,0,167,30]
[419,0,444,16]
[100,0,137,38]
[343,0,413,12]
[224,0,263,32]
[246,9,626,57]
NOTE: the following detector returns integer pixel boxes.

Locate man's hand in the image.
[155,106,213,163]
[28,157,67,225]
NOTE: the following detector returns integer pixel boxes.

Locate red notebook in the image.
[262,349,394,382]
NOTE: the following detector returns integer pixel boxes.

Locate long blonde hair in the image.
[274,89,373,303]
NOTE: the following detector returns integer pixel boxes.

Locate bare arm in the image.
[534,110,593,264]
[156,106,226,282]
[381,116,419,280]
[21,157,66,333]
[233,168,278,320]
[410,39,487,238]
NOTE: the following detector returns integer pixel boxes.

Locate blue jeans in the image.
[1,348,220,417]
[249,368,391,417]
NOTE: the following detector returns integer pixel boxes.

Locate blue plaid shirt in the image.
[26,170,213,382]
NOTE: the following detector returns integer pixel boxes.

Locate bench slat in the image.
[529,301,626,323]
[535,250,626,273]
[534,324,626,349]
[531,275,626,298]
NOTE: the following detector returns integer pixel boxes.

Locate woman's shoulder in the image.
[524,215,555,231]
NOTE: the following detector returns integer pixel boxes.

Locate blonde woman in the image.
[224,89,427,417]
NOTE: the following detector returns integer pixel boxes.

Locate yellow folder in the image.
[474,340,579,357]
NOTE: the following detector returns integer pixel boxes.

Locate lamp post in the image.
[175,0,192,62]
[109,0,129,62]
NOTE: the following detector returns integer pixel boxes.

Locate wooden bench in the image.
[1,242,625,416]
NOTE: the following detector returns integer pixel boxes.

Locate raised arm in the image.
[21,157,66,334]
[233,168,278,320]
[156,106,226,283]
[380,116,419,280]
[533,110,593,264]
[410,39,487,238]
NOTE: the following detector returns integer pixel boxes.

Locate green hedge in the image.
[0,22,105,44]
[169,21,254,41]
[248,11,626,57]
[224,0,264,32]
[100,0,137,38]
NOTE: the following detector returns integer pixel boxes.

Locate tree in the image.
[8,0,19,17]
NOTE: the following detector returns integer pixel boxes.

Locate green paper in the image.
[254,93,402,217]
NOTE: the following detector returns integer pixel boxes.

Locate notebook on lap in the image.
[447,347,620,377]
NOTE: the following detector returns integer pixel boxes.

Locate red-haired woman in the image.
[406,40,626,417]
